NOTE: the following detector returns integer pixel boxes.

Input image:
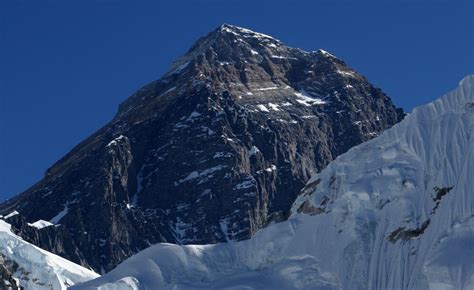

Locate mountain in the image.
[0,24,404,272]
[72,75,474,290]
[0,214,99,290]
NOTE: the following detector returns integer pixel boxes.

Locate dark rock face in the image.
[0,256,21,290]
[0,24,404,272]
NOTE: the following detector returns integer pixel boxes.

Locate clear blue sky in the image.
[1,0,472,201]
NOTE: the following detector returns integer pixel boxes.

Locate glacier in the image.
[72,75,474,290]
[0,218,99,289]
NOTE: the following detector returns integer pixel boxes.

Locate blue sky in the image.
[1,0,472,201]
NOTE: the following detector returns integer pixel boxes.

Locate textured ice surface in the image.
[0,220,99,289]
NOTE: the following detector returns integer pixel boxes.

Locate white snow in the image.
[256,165,277,174]
[368,132,378,137]
[255,86,279,91]
[4,211,19,219]
[72,76,474,290]
[161,86,176,95]
[106,135,126,147]
[249,146,260,156]
[0,220,99,290]
[27,219,54,229]
[220,24,278,42]
[317,49,337,58]
[336,69,357,78]
[49,203,69,224]
[267,103,280,111]
[270,55,287,59]
[292,75,474,290]
[171,61,190,74]
[264,165,277,172]
[294,90,326,106]
[178,165,227,184]
[256,104,270,112]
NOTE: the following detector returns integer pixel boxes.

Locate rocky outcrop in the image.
[0,256,20,290]
[0,24,404,272]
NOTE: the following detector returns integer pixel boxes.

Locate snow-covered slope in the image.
[72,75,474,290]
[0,218,99,289]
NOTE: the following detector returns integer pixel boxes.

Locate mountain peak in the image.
[315,48,338,59]
[168,24,344,82]
[215,25,338,60]
[162,25,348,94]
[0,24,405,273]
[176,24,283,63]
[217,23,280,42]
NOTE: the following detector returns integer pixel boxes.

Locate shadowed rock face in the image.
[0,256,20,290]
[0,24,404,272]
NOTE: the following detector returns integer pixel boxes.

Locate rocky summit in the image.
[0,24,404,272]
